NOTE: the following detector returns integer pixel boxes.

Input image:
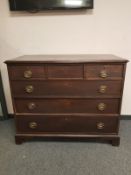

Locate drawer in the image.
[14,99,120,114]
[11,80,122,97]
[47,64,83,79]
[85,64,124,80]
[8,65,45,80]
[16,115,119,134]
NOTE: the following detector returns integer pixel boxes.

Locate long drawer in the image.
[16,115,119,134]
[14,98,120,114]
[11,80,122,97]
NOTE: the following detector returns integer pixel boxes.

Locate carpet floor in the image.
[0,119,131,175]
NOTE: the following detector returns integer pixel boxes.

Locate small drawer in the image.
[16,115,119,134]
[11,80,122,97]
[8,65,45,80]
[14,98,120,114]
[47,64,83,79]
[85,64,124,80]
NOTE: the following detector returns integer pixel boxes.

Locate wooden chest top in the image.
[5,54,128,64]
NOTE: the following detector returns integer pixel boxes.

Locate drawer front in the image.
[8,64,124,80]
[11,80,122,97]
[85,64,123,79]
[14,99,120,114]
[8,65,45,80]
[16,115,119,134]
[47,64,83,79]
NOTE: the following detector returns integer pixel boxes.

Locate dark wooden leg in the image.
[15,136,25,145]
[111,137,120,146]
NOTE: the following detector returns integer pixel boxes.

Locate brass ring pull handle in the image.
[99,85,107,93]
[29,122,37,129]
[27,102,36,110]
[25,85,34,93]
[98,103,106,111]
[100,70,108,78]
[24,70,32,78]
[97,122,105,130]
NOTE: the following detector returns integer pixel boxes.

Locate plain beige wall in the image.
[0,0,131,114]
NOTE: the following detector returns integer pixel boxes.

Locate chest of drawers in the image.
[5,55,128,146]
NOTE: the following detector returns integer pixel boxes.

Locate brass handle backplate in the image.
[25,85,34,93]
[24,70,32,78]
[97,122,105,130]
[98,103,106,111]
[100,70,108,78]
[99,85,107,93]
[27,102,36,110]
[29,122,38,129]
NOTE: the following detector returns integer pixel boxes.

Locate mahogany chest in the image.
[5,55,128,145]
